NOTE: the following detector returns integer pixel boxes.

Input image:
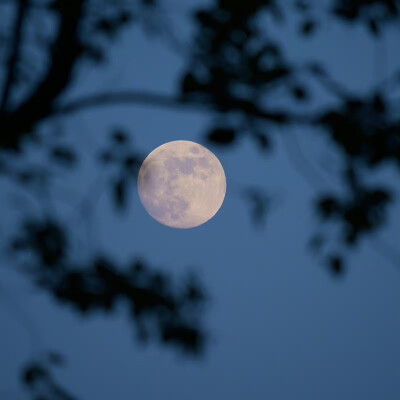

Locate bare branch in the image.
[15,0,85,121]
[53,91,200,115]
[50,90,312,124]
[0,0,44,7]
[0,0,86,149]
[0,0,30,113]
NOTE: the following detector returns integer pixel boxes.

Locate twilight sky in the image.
[1,2,399,399]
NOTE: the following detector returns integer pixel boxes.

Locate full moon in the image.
[138,140,226,228]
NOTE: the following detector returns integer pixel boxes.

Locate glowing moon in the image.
[138,140,226,228]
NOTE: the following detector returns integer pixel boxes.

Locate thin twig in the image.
[0,0,29,112]
[50,90,313,125]
[0,280,44,357]
[280,126,326,189]
[371,236,400,270]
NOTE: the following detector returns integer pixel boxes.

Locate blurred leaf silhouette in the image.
[22,356,78,400]
[99,128,143,211]
[0,0,399,398]
[11,218,206,353]
[332,0,400,35]
[242,186,271,228]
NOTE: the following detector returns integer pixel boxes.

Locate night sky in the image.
[1,1,399,399]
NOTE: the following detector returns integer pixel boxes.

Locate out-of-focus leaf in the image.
[50,146,77,166]
[11,220,66,267]
[242,187,270,228]
[81,43,105,63]
[94,12,133,39]
[295,0,311,13]
[113,177,127,210]
[181,73,202,94]
[17,171,37,184]
[112,130,129,144]
[22,364,47,386]
[99,150,115,164]
[317,195,340,218]
[327,254,345,276]
[291,85,309,101]
[207,127,236,144]
[372,93,385,112]
[21,360,78,400]
[368,19,380,35]
[300,19,316,35]
[47,351,65,366]
[125,155,141,175]
[308,62,326,76]
[253,132,270,151]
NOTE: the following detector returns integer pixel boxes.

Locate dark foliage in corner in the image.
[181,0,399,270]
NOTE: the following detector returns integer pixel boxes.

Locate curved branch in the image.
[53,91,197,115]
[50,90,312,124]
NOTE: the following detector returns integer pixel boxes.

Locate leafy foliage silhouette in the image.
[181,0,399,272]
[0,0,399,398]
[11,218,205,352]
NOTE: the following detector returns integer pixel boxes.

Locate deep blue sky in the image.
[1,2,399,399]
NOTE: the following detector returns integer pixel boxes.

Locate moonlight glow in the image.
[138,140,226,228]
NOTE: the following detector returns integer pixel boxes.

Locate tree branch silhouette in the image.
[0,0,29,113]
[0,1,399,397]
[1,0,86,149]
[50,90,312,124]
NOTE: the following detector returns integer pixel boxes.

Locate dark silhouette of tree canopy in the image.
[0,0,399,398]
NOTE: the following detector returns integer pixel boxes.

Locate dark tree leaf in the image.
[308,62,326,76]
[21,360,78,400]
[162,323,203,354]
[47,352,65,366]
[113,177,127,210]
[22,364,47,386]
[94,12,133,39]
[17,171,37,184]
[81,43,105,63]
[124,155,142,175]
[372,93,385,113]
[207,127,236,144]
[368,19,380,35]
[49,0,71,13]
[242,187,270,227]
[11,220,66,267]
[300,19,316,35]
[50,147,77,166]
[332,0,400,31]
[291,85,309,101]
[99,150,115,164]
[253,132,270,151]
[317,196,341,218]
[181,73,202,94]
[327,254,345,276]
[112,130,129,144]
[295,0,311,13]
